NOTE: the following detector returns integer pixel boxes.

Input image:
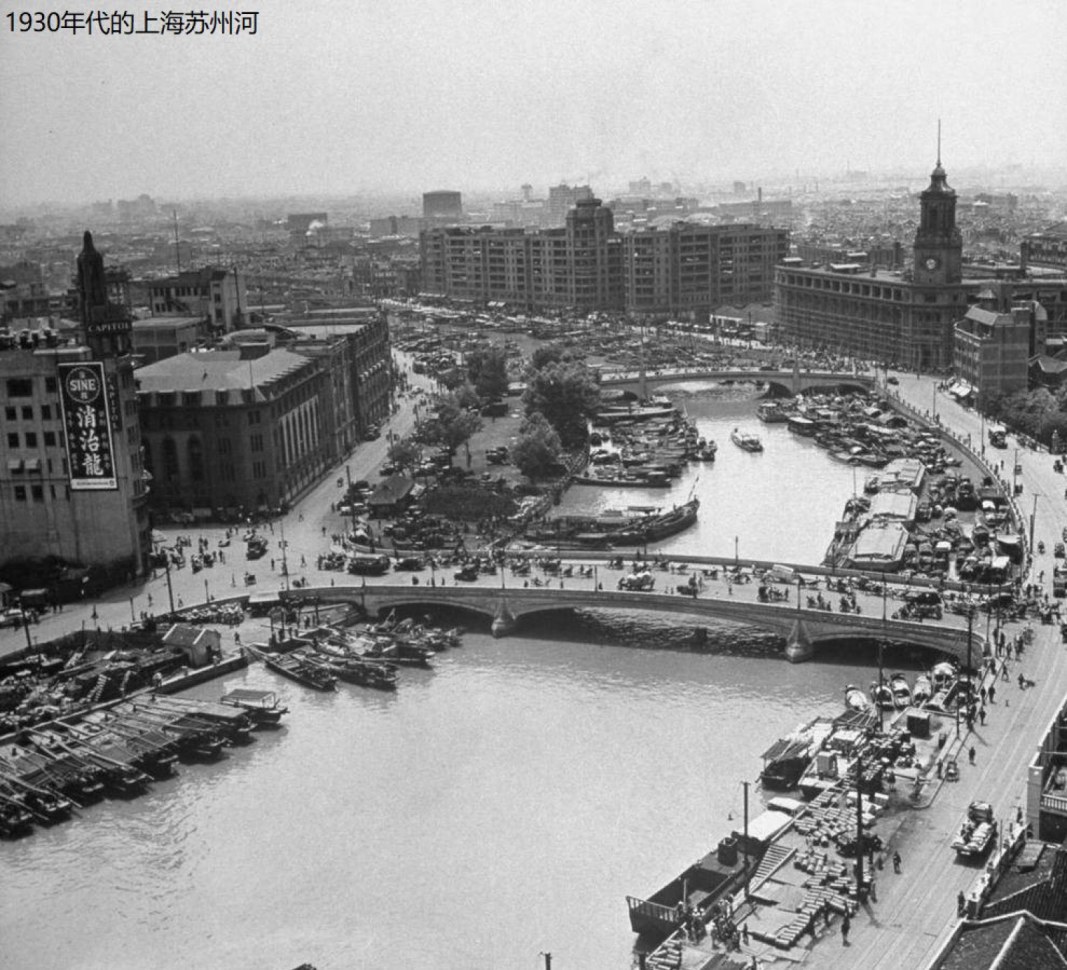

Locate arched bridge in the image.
[599,368,875,396]
[295,584,984,665]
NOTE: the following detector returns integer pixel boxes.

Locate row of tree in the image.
[983,386,1067,449]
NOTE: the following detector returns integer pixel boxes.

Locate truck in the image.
[950,800,997,857]
[1055,566,1067,598]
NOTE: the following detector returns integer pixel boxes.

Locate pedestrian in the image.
[869,879,877,903]
[892,850,902,874]
[271,558,275,570]
[741,924,749,946]
[989,684,996,703]
[841,909,851,945]
[979,705,986,725]
[969,746,976,764]
[957,891,966,917]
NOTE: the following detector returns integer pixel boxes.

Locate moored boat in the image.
[844,684,871,712]
[603,499,699,546]
[246,644,336,692]
[220,688,289,727]
[912,674,932,706]
[889,673,912,709]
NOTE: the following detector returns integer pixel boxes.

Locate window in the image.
[31,484,43,502]
[45,377,57,393]
[21,406,33,420]
[188,437,204,482]
[40,405,51,420]
[14,485,26,502]
[4,407,14,421]
[25,432,37,447]
[6,432,17,448]
[6,378,32,397]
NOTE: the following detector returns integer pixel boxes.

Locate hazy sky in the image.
[2,0,1065,206]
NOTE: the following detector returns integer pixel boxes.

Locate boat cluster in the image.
[578,404,713,488]
[761,392,958,472]
[246,616,461,693]
[0,691,285,839]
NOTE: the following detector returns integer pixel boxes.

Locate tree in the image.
[414,394,483,464]
[452,382,481,412]
[512,412,563,479]
[529,342,565,372]
[387,437,422,476]
[467,346,509,400]
[522,360,600,447]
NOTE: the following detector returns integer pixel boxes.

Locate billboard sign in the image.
[58,361,118,491]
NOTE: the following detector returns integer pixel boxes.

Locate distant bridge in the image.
[290,584,984,665]
[599,368,876,396]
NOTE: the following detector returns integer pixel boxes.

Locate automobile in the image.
[887,376,900,385]
[0,609,25,629]
[394,556,425,571]
[364,426,381,441]
[454,564,480,582]
[380,464,396,476]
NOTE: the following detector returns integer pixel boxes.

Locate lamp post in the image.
[734,535,739,565]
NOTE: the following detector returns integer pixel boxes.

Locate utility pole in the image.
[742,780,750,899]
[164,555,175,614]
[854,750,865,897]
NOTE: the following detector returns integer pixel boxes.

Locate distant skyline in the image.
[2,0,1066,209]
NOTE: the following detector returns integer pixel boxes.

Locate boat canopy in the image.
[734,809,793,846]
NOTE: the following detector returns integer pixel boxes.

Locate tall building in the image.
[421,203,784,315]
[626,223,789,316]
[422,191,463,221]
[420,199,624,310]
[775,153,1067,370]
[0,232,149,580]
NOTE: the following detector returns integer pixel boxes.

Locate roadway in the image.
[805,371,1067,970]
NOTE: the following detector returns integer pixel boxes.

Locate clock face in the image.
[925,257,939,270]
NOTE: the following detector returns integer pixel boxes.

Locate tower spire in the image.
[937,118,942,166]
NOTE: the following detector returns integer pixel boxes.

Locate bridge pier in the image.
[785,618,814,663]
[491,597,517,638]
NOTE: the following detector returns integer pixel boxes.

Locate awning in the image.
[6,458,23,473]
[24,457,41,472]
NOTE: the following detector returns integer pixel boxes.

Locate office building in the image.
[136,348,329,514]
[0,232,149,578]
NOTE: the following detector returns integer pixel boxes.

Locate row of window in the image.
[5,377,57,398]
[7,430,59,448]
[11,483,64,502]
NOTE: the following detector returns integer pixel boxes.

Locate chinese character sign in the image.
[58,362,118,490]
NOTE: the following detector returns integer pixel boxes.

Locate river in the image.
[1,387,898,970]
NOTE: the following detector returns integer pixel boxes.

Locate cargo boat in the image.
[759,716,835,790]
[627,811,792,947]
[600,499,699,546]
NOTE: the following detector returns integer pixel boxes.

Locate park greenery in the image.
[522,343,600,447]
[511,412,563,479]
[466,346,510,401]
[413,392,484,464]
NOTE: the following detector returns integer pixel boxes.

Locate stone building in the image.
[775,155,1067,370]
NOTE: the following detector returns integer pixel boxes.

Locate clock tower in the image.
[913,135,962,285]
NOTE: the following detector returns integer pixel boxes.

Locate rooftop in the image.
[135,348,315,394]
